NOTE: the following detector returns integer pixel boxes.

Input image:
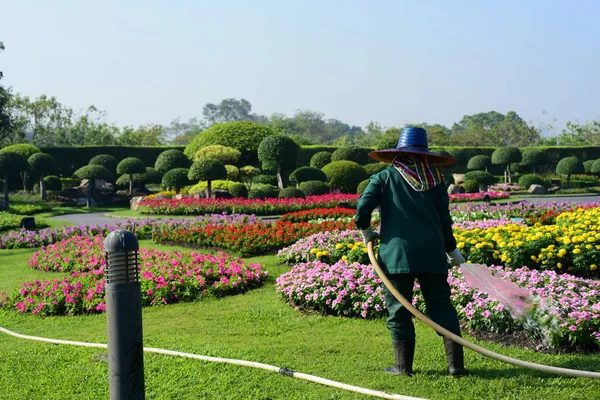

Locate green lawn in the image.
[1,242,600,399]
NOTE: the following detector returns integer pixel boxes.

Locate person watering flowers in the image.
[354,126,467,377]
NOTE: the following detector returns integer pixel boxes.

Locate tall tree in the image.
[450,111,541,147]
[117,124,165,146]
[164,117,204,144]
[0,41,13,146]
[67,105,118,145]
[202,98,253,125]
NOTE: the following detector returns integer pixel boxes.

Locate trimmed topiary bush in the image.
[162,168,189,193]
[310,151,332,169]
[462,180,479,193]
[28,153,59,200]
[257,135,299,189]
[299,180,330,196]
[492,147,522,183]
[229,183,248,198]
[73,164,112,207]
[518,174,544,189]
[155,149,190,173]
[44,175,62,191]
[117,157,146,195]
[253,174,278,186]
[467,155,492,171]
[357,179,369,194]
[188,158,228,198]
[144,167,163,184]
[0,143,41,159]
[463,170,497,186]
[331,145,370,165]
[89,154,118,175]
[184,121,276,165]
[322,160,368,194]
[194,145,241,166]
[556,156,584,186]
[278,187,305,199]
[520,149,549,175]
[363,163,387,176]
[584,160,595,174]
[224,165,240,181]
[289,167,327,186]
[0,152,30,204]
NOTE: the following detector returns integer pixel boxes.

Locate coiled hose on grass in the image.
[366,240,600,379]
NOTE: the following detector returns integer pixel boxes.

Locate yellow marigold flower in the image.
[586,245,593,250]
[355,241,364,246]
[591,264,598,271]
[558,249,567,257]
[475,243,482,249]
[342,255,348,261]
[322,250,329,256]
[563,238,572,245]
[573,249,582,255]
[310,248,319,254]
[316,251,324,257]
[362,248,368,253]
[557,263,562,268]
[457,242,465,249]
[347,243,354,249]
[530,255,536,261]
[335,243,344,250]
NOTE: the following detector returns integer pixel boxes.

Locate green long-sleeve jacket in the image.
[354,167,456,275]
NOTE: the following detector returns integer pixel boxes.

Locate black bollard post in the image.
[104,229,145,400]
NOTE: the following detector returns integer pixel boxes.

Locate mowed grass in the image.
[1,242,600,399]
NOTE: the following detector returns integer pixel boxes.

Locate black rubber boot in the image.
[443,337,468,377]
[384,340,415,376]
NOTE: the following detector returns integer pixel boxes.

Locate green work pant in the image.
[383,273,461,341]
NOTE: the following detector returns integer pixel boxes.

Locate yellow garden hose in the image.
[366,241,600,379]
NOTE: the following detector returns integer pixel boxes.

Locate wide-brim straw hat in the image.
[368,126,454,166]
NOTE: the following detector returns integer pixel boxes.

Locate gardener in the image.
[354,126,467,377]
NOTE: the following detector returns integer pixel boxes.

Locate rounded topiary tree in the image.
[321,160,368,194]
[89,154,119,176]
[44,175,62,191]
[463,170,497,191]
[0,152,29,204]
[73,165,112,207]
[310,151,332,169]
[363,162,387,176]
[467,155,492,172]
[257,135,299,190]
[556,156,584,187]
[289,167,327,187]
[518,174,544,189]
[185,121,276,165]
[144,167,163,185]
[224,165,239,181]
[520,149,549,175]
[462,180,479,193]
[239,165,260,191]
[590,159,600,175]
[161,168,189,193]
[117,157,146,195]
[0,143,41,159]
[331,146,370,165]
[279,187,305,199]
[154,149,190,173]
[491,147,522,183]
[28,153,59,200]
[194,145,242,166]
[229,183,248,198]
[584,159,595,174]
[299,180,330,196]
[188,158,227,198]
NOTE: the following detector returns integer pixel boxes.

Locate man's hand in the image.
[446,248,466,266]
[361,227,379,244]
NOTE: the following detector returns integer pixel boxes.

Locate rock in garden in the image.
[130,196,146,211]
[527,184,546,195]
[447,184,464,195]
[452,173,465,184]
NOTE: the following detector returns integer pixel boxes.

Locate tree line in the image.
[1,42,599,149]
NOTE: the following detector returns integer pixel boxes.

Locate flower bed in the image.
[452,218,526,231]
[137,194,359,215]
[0,212,48,233]
[488,184,525,192]
[1,237,268,316]
[276,260,600,350]
[155,220,359,257]
[448,192,510,203]
[279,208,357,223]
[0,213,260,250]
[277,230,371,265]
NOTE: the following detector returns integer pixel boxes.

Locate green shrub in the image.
[189,180,235,193]
[248,185,279,200]
[155,149,190,173]
[463,170,497,185]
[289,167,327,184]
[322,160,368,194]
[229,183,248,198]
[462,179,479,193]
[310,151,332,169]
[584,159,595,174]
[590,159,600,175]
[299,180,330,196]
[44,175,62,191]
[556,156,584,185]
[278,187,305,199]
[467,155,491,171]
[363,163,387,176]
[188,158,227,197]
[520,149,549,174]
[331,145,370,165]
[144,167,163,184]
[225,165,240,181]
[357,179,369,194]
[162,168,189,193]
[194,145,241,165]
[253,174,278,186]
[74,164,112,181]
[60,178,80,189]
[0,143,41,159]
[518,174,544,189]
[89,154,118,175]
[185,121,276,165]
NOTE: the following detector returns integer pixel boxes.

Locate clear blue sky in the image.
[2,0,600,134]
